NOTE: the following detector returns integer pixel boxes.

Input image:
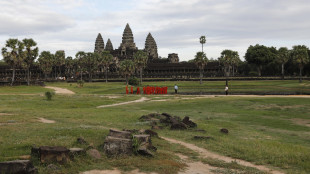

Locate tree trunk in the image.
[126,75,128,85]
[281,63,285,80]
[105,68,108,83]
[80,71,82,81]
[140,67,143,85]
[202,44,203,53]
[299,66,303,83]
[27,67,30,86]
[199,69,203,85]
[11,67,16,86]
[232,65,235,77]
[89,70,92,82]
[58,65,61,78]
[257,66,262,77]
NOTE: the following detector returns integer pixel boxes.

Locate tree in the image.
[245,44,275,76]
[200,36,206,52]
[291,45,309,83]
[22,38,38,86]
[194,51,208,84]
[119,59,135,85]
[1,39,25,86]
[231,52,241,77]
[133,50,148,84]
[54,50,65,78]
[65,56,74,79]
[98,51,114,83]
[75,51,87,80]
[219,50,240,77]
[276,47,290,79]
[38,51,54,80]
[86,52,98,82]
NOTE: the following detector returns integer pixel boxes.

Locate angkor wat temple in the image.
[94,23,220,79]
[0,24,221,83]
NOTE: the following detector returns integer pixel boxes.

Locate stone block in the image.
[108,129,132,139]
[39,146,69,164]
[103,136,133,156]
[0,160,37,174]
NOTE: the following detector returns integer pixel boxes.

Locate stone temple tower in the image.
[105,38,113,52]
[144,33,158,59]
[94,33,105,53]
[119,23,137,56]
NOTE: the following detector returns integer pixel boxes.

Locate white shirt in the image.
[174,85,178,90]
[225,86,228,91]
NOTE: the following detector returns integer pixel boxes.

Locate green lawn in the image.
[0,81,309,173]
[45,80,310,95]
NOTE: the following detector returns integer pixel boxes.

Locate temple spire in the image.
[119,23,136,50]
[105,38,113,51]
[94,33,105,53]
[145,32,158,59]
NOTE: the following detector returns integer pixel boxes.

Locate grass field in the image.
[0,80,309,174]
[46,80,310,95]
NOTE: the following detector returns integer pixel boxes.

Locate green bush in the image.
[129,77,139,86]
[77,80,84,88]
[45,91,55,101]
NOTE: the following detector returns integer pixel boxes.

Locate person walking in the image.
[225,85,229,95]
[174,84,178,94]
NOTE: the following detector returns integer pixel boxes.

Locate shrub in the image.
[77,80,84,88]
[129,77,139,86]
[45,91,55,101]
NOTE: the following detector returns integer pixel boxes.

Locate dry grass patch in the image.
[291,118,310,127]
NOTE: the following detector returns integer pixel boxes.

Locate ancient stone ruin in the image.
[0,160,37,174]
[103,129,156,157]
[94,33,105,53]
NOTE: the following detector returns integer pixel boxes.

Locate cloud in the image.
[1,0,310,61]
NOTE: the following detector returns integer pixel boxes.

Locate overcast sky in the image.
[1,0,310,61]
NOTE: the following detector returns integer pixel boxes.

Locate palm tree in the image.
[65,56,74,79]
[200,36,206,53]
[38,51,54,80]
[1,39,25,86]
[84,52,97,82]
[75,51,86,80]
[133,50,148,84]
[54,50,65,78]
[276,47,290,79]
[194,51,208,84]
[231,51,240,77]
[119,60,135,85]
[98,51,114,83]
[291,45,309,83]
[219,50,234,77]
[22,38,38,86]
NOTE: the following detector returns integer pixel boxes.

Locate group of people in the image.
[125,84,229,95]
[126,86,168,95]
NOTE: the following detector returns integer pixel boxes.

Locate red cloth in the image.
[126,86,128,94]
[143,87,146,94]
[131,86,133,94]
[137,87,140,94]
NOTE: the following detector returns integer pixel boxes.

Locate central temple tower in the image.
[119,23,137,56]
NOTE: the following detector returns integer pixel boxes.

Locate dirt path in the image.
[44,86,75,95]
[81,169,157,174]
[37,117,55,123]
[97,97,149,108]
[176,153,218,174]
[162,137,284,174]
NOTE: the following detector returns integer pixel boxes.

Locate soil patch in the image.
[97,97,149,108]
[249,104,306,110]
[38,118,55,124]
[291,118,310,127]
[0,113,13,116]
[81,169,157,174]
[176,153,218,174]
[44,86,75,95]
[162,137,284,174]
